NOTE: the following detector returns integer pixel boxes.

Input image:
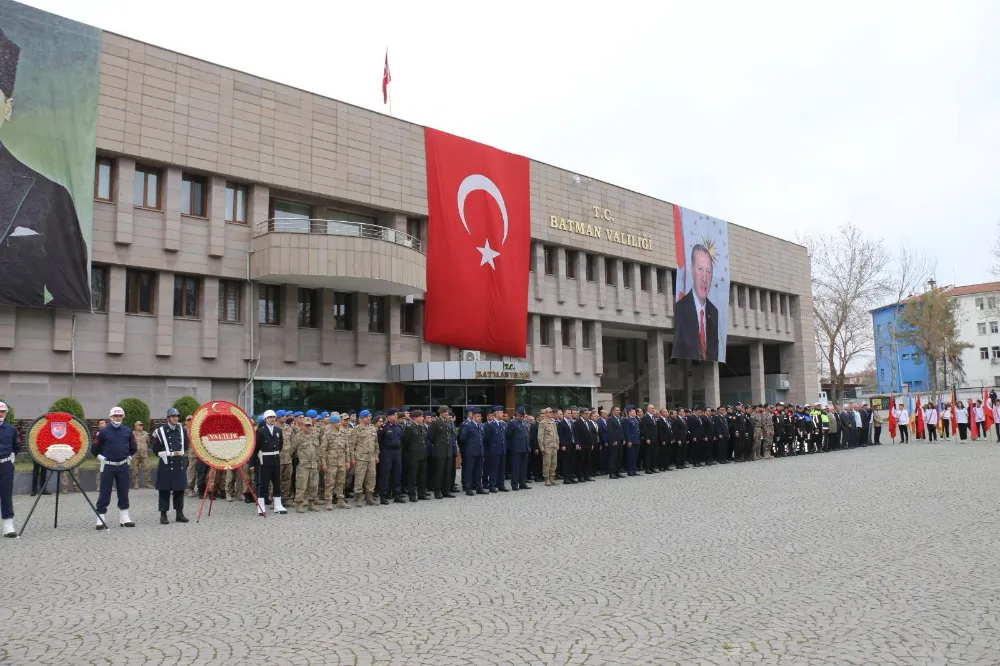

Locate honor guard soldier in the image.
[458,408,485,495]
[403,410,428,502]
[290,416,323,512]
[350,410,379,507]
[131,420,152,489]
[377,408,405,505]
[505,407,530,490]
[0,402,20,537]
[321,414,352,510]
[93,407,138,530]
[254,410,286,515]
[151,407,190,524]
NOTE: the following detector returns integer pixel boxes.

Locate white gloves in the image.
[97,455,106,463]
[158,451,168,463]
[127,456,133,465]
[258,451,264,466]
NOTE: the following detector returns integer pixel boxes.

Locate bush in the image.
[0,399,13,423]
[49,397,85,421]
[118,397,150,431]
[172,395,200,421]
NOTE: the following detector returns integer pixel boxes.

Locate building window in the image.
[656,268,667,294]
[561,319,572,347]
[94,157,114,201]
[983,323,992,335]
[993,346,1000,360]
[297,288,318,328]
[270,199,313,233]
[333,292,353,331]
[582,321,593,348]
[639,265,650,291]
[622,262,633,289]
[543,247,555,275]
[173,275,200,318]
[181,173,207,217]
[880,368,885,379]
[990,297,998,309]
[225,182,248,223]
[566,251,577,279]
[976,297,985,310]
[615,339,628,362]
[406,218,422,241]
[585,254,596,282]
[133,165,161,209]
[401,301,417,335]
[258,285,281,325]
[991,321,999,334]
[91,265,109,312]
[980,347,989,360]
[218,280,241,322]
[368,296,386,333]
[901,353,909,360]
[125,269,155,315]
[605,258,616,286]
[749,289,757,310]
[539,316,553,346]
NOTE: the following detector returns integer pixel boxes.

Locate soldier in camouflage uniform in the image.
[131,420,152,489]
[279,415,297,500]
[321,414,352,509]
[350,410,379,507]
[290,417,323,512]
[762,406,774,458]
[750,408,763,461]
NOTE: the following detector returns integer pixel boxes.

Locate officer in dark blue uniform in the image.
[458,408,485,495]
[94,406,138,530]
[505,407,530,490]
[378,408,405,504]
[0,401,20,537]
[483,405,506,492]
[624,406,641,476]
[153,407,192,524]
[253,409,285,515]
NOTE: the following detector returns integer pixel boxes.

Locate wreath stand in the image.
[18,468,107,536]
[196,465,260,522]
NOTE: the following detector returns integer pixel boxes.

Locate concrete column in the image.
[319,289,335,364]
[556,247,566,304]
[742,286,751,327]
[282,283,298,363]
[417,301,432,362]
[666,270,675,317]
[593,320,604,376]
[553,317,563,374]
[575,252,586,307]
[573,317,583,375]
[647,329,667,409]
[704,362,721,408]
[242,282,255,362]
[614,259,624,312]
[208,176,227,257]
[730,283,738,331]
[596,257,607,310]
[762,290,771,331]
[163,167,182,252]
[531,314,541,368]
[630,264,640,313]
[750,340,765,404]
[387,296,401,365]
[107,266,126,355]
[201,277,219,359]
[53,310,72,352]
[783,294,791,335]
[354,292,368,366]
[155,271,174,357]
[753,288,761,330]
[649,268,659,319]
[533,243,545,302]
[114,157,135,245]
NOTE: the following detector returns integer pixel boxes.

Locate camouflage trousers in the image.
[225,464,254,497]
[761,436,773,459]
[280,461,294,498]
[751,434,763,460]
[353,460,376,497]
[324,465,347,503]
[132,451,152,489]
[542,447,558,480]
[295,466,319,506]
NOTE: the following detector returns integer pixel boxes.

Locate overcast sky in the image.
[20,0,1000,289]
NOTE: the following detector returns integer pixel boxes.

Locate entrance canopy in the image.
[389,361,533,384]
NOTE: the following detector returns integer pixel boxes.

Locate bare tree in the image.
[898,286,971,393]
[859,358,878,393]
[799,224,890,404]
[992,221,1000,278]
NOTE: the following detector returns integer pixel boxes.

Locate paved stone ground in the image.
[2,440,999,665]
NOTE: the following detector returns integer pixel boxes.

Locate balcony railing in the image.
[255,218,423,254]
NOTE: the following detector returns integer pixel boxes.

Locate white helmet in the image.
[0,402,7,412]
[262,409,277,419]
[110,406,125,417]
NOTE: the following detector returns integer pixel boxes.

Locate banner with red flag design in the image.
[423,128,530,357]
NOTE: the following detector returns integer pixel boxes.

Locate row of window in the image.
[977,321,1000,335]
[535,316,595,349]
[979,347,1000,360]
[975,296,998,310]
[95,158,248,223]
[90,266,418,334]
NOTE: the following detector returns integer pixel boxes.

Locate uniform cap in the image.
[517,407,526,415]
[294,411,304,417]
[305,409,317,418]
[276,410,286,417]
[256,415,265,423]
[401,405,409,412]
[302,417,313,425]
[387,408,398,416]
[470,407,481,414]
[110,406,125,417]
[491,405,503,413]
[262,409,276,419]
[0,402,7,411]
[330,415,342,423]
[320,411,329,418]
[410,409,423,418]
[359,409,371,419]
[0,30,20,98]
[166,407,180,417]
[438,405,450,414]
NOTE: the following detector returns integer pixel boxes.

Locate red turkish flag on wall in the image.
[423,128,530,356]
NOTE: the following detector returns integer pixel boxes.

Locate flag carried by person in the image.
[914,394,925,439]
[888,393,897,440]
[951,386,958,427]
[970,402,979,439]
[984,388,994,437]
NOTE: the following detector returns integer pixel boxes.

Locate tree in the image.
[859,358,878,393]
[118,398,150,431]
[883,248,936,389]
[49,397,85,421]
[172,396,200,421]
[799,224,891,405]
[898,286,972,392]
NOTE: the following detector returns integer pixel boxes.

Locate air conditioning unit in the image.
[461,350,481,362]
[779,379,790,389]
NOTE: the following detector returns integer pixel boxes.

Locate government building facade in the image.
[0,14,818,419]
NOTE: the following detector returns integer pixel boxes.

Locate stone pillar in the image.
[155,271,174,357]
[319,288,336,364]
[53,310,72,352]
[282,283,298,363]
[596,257,607,310]
[614,260,624,312]
[107,266,126,355]
[354,292,368,366]
[163,167,182,252]
[631,264,640,313]
[575,252,586,307]
[647,329,667,409]
[387,296,401,365]
[666,270,675,317]
[650,268,659,319]
[750,340,765,404]
[556,248,566,304]
[553,317,563,374]
[208,176,227,257]
[704,362,721,408]
[573,317,583,375]
[533,243,545,302]
[201,277,219,359]
[593,321,604,377]
[531,314,541,368]
[114,157,135,245]
[242,282,255,362]
[249,184,270,228]
[763,290,772,331]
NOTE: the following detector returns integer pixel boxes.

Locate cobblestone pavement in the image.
[3,441,999,665]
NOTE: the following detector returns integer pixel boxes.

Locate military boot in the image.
[296,503,305,513]
[365,491,375,506]
[356,494,364,507]
[309,502,319,512]
[326,501,334,511]
[337,498,350,509]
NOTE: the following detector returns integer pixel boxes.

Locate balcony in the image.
[251,218,426,296]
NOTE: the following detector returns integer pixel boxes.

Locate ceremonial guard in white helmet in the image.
[0,402,20,537]
[151,407,190,524]
[254,409,287,515]
[93,406,138,529]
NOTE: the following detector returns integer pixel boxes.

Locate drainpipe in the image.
[70,314,77,397]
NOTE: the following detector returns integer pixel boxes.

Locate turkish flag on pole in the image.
[914,394,924,438]
[423,128,530,356]
[984,388,994,434]
[888,394,897,439]
[382,50,391,104]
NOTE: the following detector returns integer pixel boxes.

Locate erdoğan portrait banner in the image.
[422,129,530,357]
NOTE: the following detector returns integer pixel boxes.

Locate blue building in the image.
[871,303,931,393]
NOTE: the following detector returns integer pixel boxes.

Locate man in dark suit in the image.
[572,408,595,482]
[606,406,624,479]
[639,404,659,474]
[0,29,90,311]
[672,244,719,361]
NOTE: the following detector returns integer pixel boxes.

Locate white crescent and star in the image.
[457,174,507,270]
[211,402,221,413]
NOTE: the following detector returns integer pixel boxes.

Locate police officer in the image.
[93,406,138,530]
[403,410,428,502]
[254,409,287,515]
[378,408,405,505]
[505,407,530,490]
[0,401,20,538]
[152,407,190,524]
[458,408,485,495]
